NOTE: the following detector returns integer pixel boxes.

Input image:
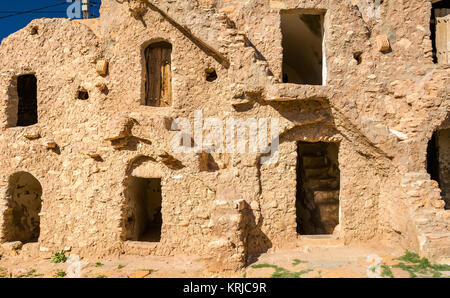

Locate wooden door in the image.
[435,8,450,64]
[145,42,172,107]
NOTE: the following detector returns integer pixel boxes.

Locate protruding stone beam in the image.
[22,127,41,140]
[104,116,135,142]
[96,59,109,75]
[376,35,390,52]
[43,138,57,149]
[265,84,331,102]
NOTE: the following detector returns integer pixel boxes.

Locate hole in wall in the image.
[30,26,38,35]
[281,11,325,85]
[353,51,363,65]
[205,68,218,82]
[77,89,89,100]
[427,128,450,209]
[296,141,340,235]
[126,177,163,242]
[17,74,38,127]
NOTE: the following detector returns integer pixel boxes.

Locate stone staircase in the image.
[298,143,340,235]
[400,172,450,261]
[203,172,251,272]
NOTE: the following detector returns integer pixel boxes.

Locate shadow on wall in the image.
[244,201,272,265]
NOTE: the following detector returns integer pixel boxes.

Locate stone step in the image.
[302,156,327,168]
[295,235,343,247]
[313,191,340,234]
[304,167,332,179]
[307,178,339,191]
[313,190,340,204]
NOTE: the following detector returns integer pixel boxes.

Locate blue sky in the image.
[0,0,101,42]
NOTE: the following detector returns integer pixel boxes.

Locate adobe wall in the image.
[0,0,448,269]
[213,0,449,258]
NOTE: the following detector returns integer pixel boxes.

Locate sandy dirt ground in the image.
[1,242,449,278]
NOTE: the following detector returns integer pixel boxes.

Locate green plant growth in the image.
[16,269,42,278]
[292,259,307,266]
[55,270,66,278]
[394,251,422,264]
[96,275,107,278]
[95,262,104,267]
[380,265,394,278]
[118,265,125,270]
[3,268,43,278]
[388,251,450,278]
[51,251,67,263]
[26,269,36,276]
[140,269,158,273]
[251,264,312,278]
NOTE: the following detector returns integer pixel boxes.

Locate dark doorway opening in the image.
[4,172,42,243]
[17,74,38,126]
[281,11,324,85]
[427,129,450,209]
[296,142,340,234]
[427,131,440,182]
[126,177,163,242]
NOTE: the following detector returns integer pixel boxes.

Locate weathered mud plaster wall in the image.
[93,3,233,257]
[0,19,112,255]
[215,0,449,258]
[0,0,448,267]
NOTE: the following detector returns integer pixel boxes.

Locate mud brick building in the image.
[0,0,448,272]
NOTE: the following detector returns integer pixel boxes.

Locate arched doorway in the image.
[3,172,42,243]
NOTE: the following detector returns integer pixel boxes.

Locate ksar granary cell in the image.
[0,0,448,272]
